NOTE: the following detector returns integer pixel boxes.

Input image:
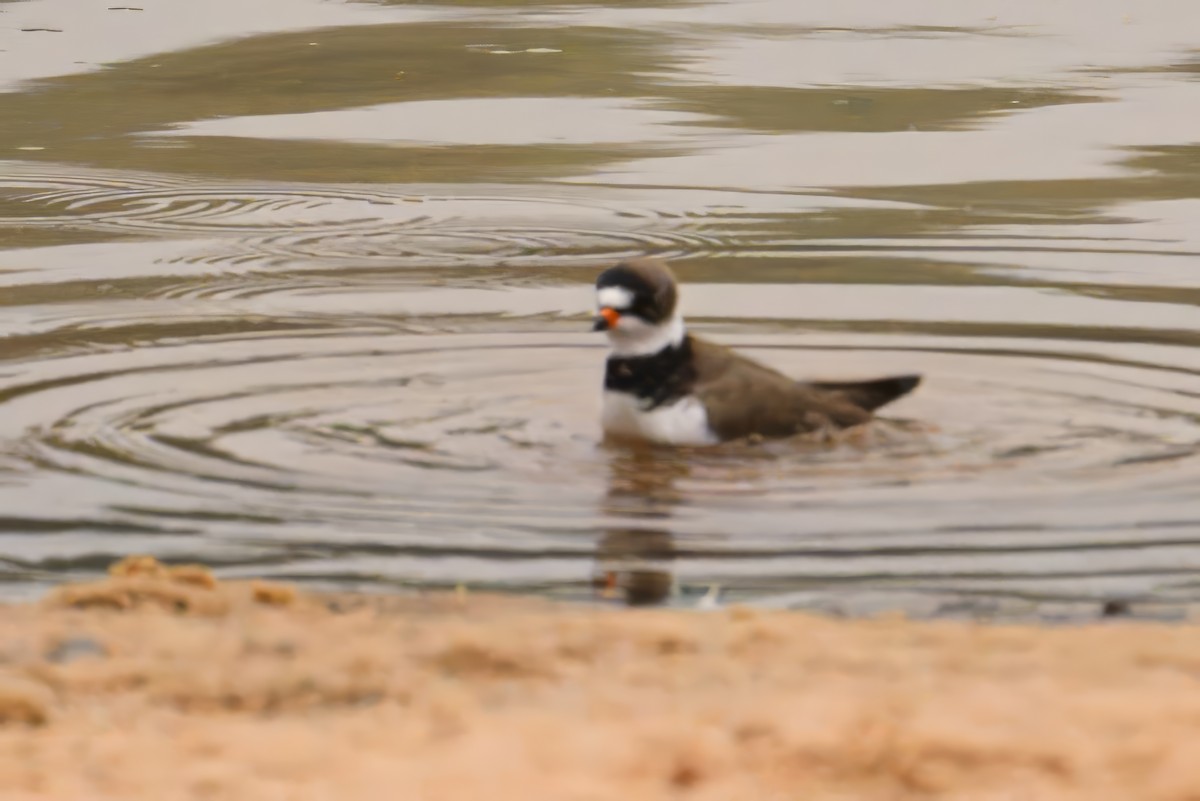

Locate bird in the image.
[592,257,921,446]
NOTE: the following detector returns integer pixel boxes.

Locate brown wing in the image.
[688,336,877,441]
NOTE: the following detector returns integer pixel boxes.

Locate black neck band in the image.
[604,337,695,410]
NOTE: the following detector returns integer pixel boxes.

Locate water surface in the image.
[3,0,1200,616]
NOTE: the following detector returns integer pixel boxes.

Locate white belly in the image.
[601,391,718,446]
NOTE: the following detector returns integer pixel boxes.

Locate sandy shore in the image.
[1,558,1198,801]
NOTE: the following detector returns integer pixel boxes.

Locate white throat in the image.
[606,313,686,358]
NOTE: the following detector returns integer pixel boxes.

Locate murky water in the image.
[2,0,1200,616]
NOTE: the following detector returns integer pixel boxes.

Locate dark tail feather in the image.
[806,374,921,412]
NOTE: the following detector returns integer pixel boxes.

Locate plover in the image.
[593,258,921,446]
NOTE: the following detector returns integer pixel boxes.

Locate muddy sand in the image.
[1,557,1199,801]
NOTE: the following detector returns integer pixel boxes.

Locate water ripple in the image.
[0,163,907,277]
[1,325,1198,609]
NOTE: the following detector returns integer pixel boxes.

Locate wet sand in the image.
[1,558,1198,800]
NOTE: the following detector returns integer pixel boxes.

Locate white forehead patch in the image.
[597,285,635,310]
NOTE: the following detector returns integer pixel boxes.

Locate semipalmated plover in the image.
[593,258,921,446]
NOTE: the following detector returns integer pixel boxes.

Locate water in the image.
[2,0,1200,616]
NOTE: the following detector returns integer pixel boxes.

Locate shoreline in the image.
[1,557,1197,800]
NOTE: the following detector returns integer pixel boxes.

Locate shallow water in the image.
[2,0,1200,615]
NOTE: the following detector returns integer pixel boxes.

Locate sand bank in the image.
[1,557,1198,800]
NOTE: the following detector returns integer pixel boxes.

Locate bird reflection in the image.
[593,444,691,606]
